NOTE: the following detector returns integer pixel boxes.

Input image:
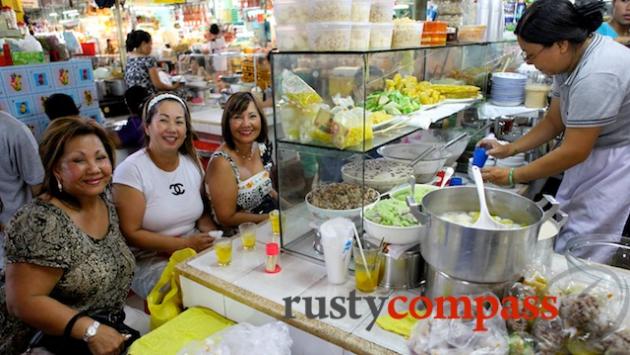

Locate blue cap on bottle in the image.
[449,177,463,186]
[472,147,489,167]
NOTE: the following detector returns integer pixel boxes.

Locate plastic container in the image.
[422,21,448,46]
[319,218,355,284]
[309,0,353,22]
[80,43,96,56]
[392,20,423,48]
[458,25,487,43]
[274,0,308,25]
[524,83,551,108]
[307,22,352,51]
[276,25,309,51]
[350,22,371,51]
[370,0,394,22]
[351,0,372,22]
[369,22,393,50]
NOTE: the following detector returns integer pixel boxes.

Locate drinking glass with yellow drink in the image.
[353,244,381,293]
[239,222,257,250]
[215,238,233,266]
[269,210,281,237]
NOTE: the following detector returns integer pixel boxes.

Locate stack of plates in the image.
[490,72,527,106]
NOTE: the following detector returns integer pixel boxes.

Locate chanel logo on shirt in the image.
[169,183,185,196]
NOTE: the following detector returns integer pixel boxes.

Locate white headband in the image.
[146,93,188,115]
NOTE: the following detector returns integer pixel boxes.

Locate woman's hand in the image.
[481,167,511,186]
[185,233,215,252]
[87,324,127,355]
[478,139,514,159]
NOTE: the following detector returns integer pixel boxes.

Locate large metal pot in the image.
[407,187,559,283]
[105,79,127,97]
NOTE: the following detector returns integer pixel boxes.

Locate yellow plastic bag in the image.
[147,248,196,330]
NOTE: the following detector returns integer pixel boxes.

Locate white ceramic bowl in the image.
[305,186,380,220]
[377,143,448,183]
[363,204,427,244]
[341,158,414,193]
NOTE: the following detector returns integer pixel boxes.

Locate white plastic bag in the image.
[177,322,292,355]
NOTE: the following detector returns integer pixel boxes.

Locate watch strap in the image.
[82,320,101,342]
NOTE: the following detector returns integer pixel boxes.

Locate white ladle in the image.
[471,166,504,229]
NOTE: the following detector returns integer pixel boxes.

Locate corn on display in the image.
[385,74,445,105]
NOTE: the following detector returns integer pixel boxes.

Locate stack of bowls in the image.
[490,72,527,106]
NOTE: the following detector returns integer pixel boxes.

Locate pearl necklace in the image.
[235,145,254,161]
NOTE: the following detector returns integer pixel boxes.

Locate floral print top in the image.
[0,196,135,354]
[125,55,158,95]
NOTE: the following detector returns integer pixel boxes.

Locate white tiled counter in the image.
[176,222,630,355]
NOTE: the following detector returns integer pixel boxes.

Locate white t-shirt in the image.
[113,149,204,237]
[209,37,228,72]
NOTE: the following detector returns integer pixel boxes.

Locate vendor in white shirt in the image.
[208,24,228,90]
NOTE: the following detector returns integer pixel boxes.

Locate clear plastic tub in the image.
[370,0,394,22]
[392,20,423,48]
[458,25,487,43]
[350,22,371,51]
[274,0,308,25]
[309,0,353,22]
[276,25,309,51]
[352,0,372,22]
[369,23,393,50]
[307,22,352,51]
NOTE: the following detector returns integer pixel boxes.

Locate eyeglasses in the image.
[520,46,548,62]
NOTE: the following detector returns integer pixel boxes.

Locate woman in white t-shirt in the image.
[113,93,216,298]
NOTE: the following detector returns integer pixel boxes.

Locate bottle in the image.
[265,242,280,273]
[515,0,526,23]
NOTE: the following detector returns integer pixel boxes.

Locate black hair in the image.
[125,30,152,52]
[515,0,604,46]
[221,92,268,150]
[44,93,80,121]
[210,24,220,35]
[124,85,150,115]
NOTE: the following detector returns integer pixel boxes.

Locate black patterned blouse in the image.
[124,55,158,95]
[0,196,135,354]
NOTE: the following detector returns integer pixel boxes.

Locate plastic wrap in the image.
[177,322,292,355]
[407,293,508,355]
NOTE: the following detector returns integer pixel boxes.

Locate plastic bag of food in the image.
[407,293,508,355]
[281,69,322,108]
[177,322,292,355]
[331,106,372,149]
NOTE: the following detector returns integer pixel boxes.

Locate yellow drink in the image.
[355,264,380,293]
[241,232,256,250]
[269,210,281,235]
[215,240,232,266]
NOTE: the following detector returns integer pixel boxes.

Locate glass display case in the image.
[270,41,521,263]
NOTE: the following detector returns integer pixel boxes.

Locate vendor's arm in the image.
[149,67,181,91]
[113,184,214,252]
[5,263,126,354]
[206,158,268,226]
[481,98,564,158]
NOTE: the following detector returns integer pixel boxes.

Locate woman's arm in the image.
[5,263,126,354]
[149,67,181,91]
[113,184,212,253]
[481,98,565,158]
[206,158,268,227]
[483,126,601,185]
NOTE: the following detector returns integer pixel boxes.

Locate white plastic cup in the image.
[320,218,355,284]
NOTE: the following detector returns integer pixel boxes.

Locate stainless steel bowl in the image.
[408,187,559,283]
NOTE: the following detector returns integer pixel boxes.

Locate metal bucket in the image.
[378,246,424,290]
[407,187,559,283]
[424,264,514,299]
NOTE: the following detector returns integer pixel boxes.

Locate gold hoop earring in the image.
[57,179,63,192]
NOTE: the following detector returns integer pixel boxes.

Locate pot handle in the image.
[405,196,430,226]
[555,209,569,228]
[536,194,560,223]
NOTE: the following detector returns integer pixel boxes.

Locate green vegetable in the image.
[392,185,437,203]
[365,90,422,115]
[365,199,419,227]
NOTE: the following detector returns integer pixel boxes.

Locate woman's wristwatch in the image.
[83,321,101,342]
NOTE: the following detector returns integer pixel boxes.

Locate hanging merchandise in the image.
[477,0,504,41]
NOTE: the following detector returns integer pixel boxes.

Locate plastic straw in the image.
[351,224,372,283]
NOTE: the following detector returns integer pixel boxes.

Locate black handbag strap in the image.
[63,310,89,339]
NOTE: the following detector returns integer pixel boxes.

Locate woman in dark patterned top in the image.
[206,93,278,232]
[0,117,136,354]
[124,30,181,95]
